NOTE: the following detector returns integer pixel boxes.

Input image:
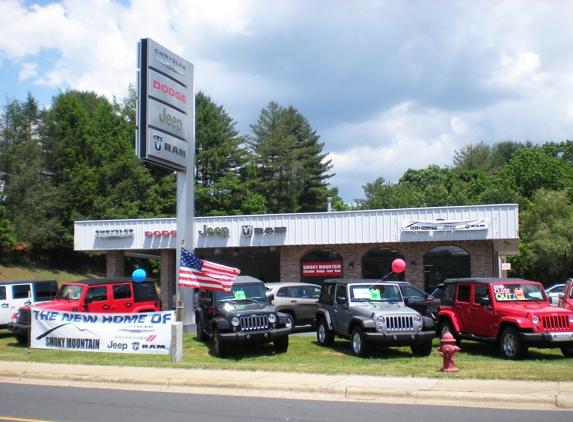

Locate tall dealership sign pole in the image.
[136,39,194,362]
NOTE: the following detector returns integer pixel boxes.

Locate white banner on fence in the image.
[30,308,175,354]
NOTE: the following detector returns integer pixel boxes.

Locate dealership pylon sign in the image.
[136,38,194,171]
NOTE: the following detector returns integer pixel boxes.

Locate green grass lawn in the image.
[1,329,571,381]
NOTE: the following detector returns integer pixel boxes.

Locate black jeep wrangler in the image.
[194,275,292,357]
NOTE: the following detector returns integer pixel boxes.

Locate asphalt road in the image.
[1,382,572,422]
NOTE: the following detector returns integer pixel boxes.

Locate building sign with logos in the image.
[302,262,342,277]
[402,218,489,232]
[136,38,194,171]
[95,229,134,238]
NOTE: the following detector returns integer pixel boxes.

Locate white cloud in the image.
[18,62,37,80]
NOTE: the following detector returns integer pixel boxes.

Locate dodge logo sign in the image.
[242,225,253,238]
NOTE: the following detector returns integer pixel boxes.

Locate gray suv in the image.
[315,279,436,357]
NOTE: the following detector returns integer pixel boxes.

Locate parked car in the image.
[9,277,161,344]
[314,279,436,358]
[385,281,434,316]
[546,283,565,306]
[437,277,573,360]
[426,284,443,321]
[1,280,58,330]
[194,276,292,357]
[558,278,573,310]
[266,282,321,327]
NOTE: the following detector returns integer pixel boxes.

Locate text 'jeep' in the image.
[314,279,436,358]
[194,276,292,357]
[437,278,573,360]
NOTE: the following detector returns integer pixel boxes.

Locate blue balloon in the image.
[132,268,146,283]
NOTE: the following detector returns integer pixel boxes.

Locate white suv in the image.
[0,280,58,329]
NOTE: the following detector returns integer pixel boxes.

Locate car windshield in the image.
[492,283,548,302]
[349,284,402,303]
[215,283,268,303]
[56,285,84,300]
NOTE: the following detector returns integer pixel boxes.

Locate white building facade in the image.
[75,203,519,310]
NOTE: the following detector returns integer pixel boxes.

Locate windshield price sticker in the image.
[233,290,246,300]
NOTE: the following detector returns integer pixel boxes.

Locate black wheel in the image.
[195,316,206,341]
[439,320,461,346]
[499,327,527,360]
[561,345,573,357]
[286,314,295,328]
[14,335,28,345]
[316,319,334,347]
[411,340,433,357]
[274,336,289,352]
[351,326,371,358]
[213,328,228,358]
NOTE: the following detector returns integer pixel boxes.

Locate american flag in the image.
[178,248,240,292]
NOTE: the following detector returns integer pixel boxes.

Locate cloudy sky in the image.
[1,0,573,205]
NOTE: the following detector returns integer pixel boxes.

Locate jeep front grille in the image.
[386,316,414,331]
[17,308,31,324]
[240,315,269,331]
[542,315,570,330]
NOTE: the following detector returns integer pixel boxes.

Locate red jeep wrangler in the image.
[10,277,161,344]
[437,277,573,360]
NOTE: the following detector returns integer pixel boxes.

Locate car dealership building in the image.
[75,203,519,313]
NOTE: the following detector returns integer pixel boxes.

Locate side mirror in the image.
[558,293,565,299]
[84,297,93,304]
[479,297,491,306]
[267,293,275,302]
[336,296,346,305]
[404,297,409,304]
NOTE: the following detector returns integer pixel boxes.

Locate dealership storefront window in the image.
[361,248,405,281]
[301,249,343,286]
[423,246,470,292]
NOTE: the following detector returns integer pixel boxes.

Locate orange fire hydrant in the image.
[437,331,461,372]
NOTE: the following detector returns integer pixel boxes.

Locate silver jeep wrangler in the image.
[314,279,436,357]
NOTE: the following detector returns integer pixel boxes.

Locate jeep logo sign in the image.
[198,225,230,237]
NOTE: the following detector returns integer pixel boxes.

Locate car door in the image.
[84,286,112,313]
[454,284,473,333]
[9,283,32,318]
[289,285,320,324]
[401,285,428,315]
[0,286,10,325]
[470,284,496,337]
[331,284,349,333]
[111,283,134,312]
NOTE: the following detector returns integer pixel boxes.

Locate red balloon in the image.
[392,259,406,273]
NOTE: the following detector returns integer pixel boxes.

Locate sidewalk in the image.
[1,361,572,410]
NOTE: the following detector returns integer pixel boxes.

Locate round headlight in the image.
[532,315,540,324]
[414,315,422,324]
[376,315,385,325]
[231,316,240,326]
[268,313,277,323]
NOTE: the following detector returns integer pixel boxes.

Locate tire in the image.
[439,320,461,346]
[286,313,295,328]
[561,345,573,357]
[213,328,228,358]
[316,319,334,347]
[274,336,289,352]
[351,326,371,358]
[15,335,28,345]
[499,327,527,360]
[195,316,206,341]
[411,340,433,357]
